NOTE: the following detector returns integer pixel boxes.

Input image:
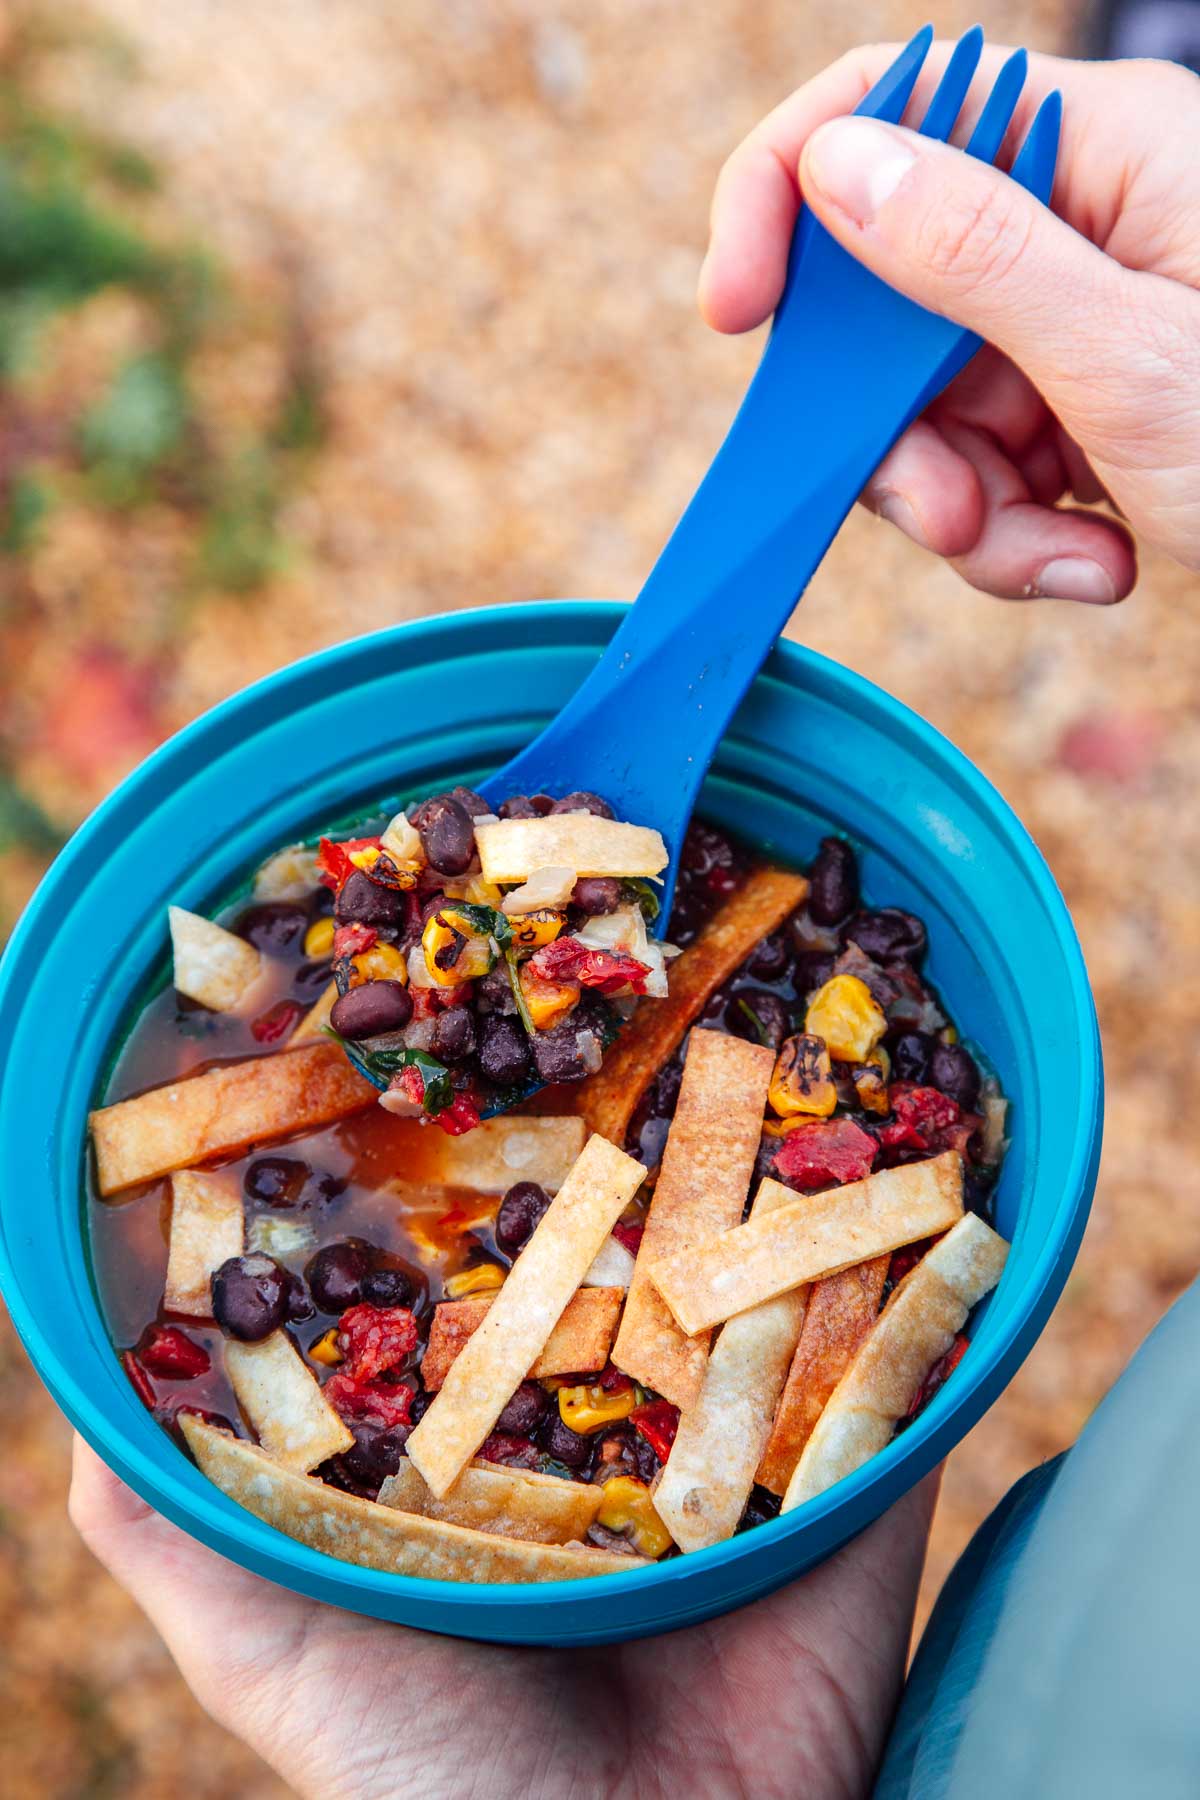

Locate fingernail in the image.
[805,117,918,225]
[1033,558,1117,604]
[878,492,929,549]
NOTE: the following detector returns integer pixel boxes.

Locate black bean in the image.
[528,999,605,1083]
[496,1382,549,1436]
[843,908,927,964]
[929,1041,981,1111]
[539,1413,591,1469]
[738,1484,782,1532]
[292,957,338,1004]
[477,965,518,1016]
[234,901,310,955]
[499,794,540,819]
[592,1423,658,1485]
[244,1155,310,1208]
[414,795,475,876]
[335,869,405,929]
[449,785,491,819]
[432,1005,476,1064]
[890,1030,933,1083]
[305,1239,374,1313]
[330,980,413,1040]
[478,1013,531,1086]
[746,931,790,981]
[361,1266,416,1309]
[338,1421,411,1491]
[808,837,859,926]
[285,1271,314,1322]
[795,950,836,997]
[211,1254,291,1341]
[495,1181,551,1256]
[725,988,792,1049]
[572,877,622,915]
[550,791,613,818]
[681,821,735,876]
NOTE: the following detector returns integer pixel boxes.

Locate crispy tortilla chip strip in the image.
[90,1042,377,1196]
[406,1135,645,1496]
[378,1457,604,1544]
[291,979,338,1044]
[756,1258,890,1495]
[651,1153,964,1338]
[169,905,264,1013]
[613,1029,773,1410]
[183,1418,645,1583]
[476,815,668,883]
[224,1331,354,1472]
[387,1114,586,1197]
[573,866,808,1143]
[783,1213,1009,1511]
[420,1287,624,1391]
[653,1180,808,1552]
[164,1170,244,1316]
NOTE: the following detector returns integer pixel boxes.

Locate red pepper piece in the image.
[137,1323,211,1380]
[336,1305,419,1383]
[317,836,381,892]
[250,998,303,1045]
[888,1239,932,1288]
[396,1064,426,1108]
[612,1221,644,1257]
[478,1432,540,1470]
[528,937,651,996]
[434,1090,481,1137]
[408,986,441,1022]
[906,1332,969,1418]
[878,1084,961,1152]
[323,1372,414,1431]
[121,1349,156,1410]
[630,1398,680,1463]
[772,1117,878,1188]
[332,921,378,960]
[598,1364,634,1394]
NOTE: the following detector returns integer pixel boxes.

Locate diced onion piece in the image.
[407,942,440,988]
[476,816,668,882]
[169,905,263,1013]
[381,811,425,865]
[980,1085,1009,1165]
[576,905,672,999]
[582,1234,636,1288]
[500,866,577,915]
[248,1214,317,1259]
[253,843,322,901]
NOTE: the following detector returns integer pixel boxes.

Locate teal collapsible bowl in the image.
[0,601,1101,1646]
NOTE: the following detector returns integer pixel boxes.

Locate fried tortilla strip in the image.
[783,1213,1009,1511]
[164,1169,244,1316]
[183,1418,645,1583]
[573,866,809,1143]
[651,1153,964,1337]
[223,1331,354,1472]
[378,1457,604,1544]
[476,815,668,883]
[406,1135,645,1496]
[290,978,338,1044]
[653,1181,808,1552]
[613,1029,773,1410]
[386,1114,587,1197]
[169,905,264,1013]
[420,1287,624,1391]
[756,1257,890,1496]
[90,1042,377,1196]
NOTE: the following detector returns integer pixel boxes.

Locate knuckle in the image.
[917,183,1032,293]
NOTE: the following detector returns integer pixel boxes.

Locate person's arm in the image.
[701,45,1200,603]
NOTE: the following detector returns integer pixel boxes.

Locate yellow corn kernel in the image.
[506,908,566,951]
[308,1327,343,1368]
[769,1032,837,1118]
[596,1475,674,1559]
[444,1263,506,1298]
[520,965,580,1030]
[558,1381,638,1435]
[348,845,383,873]
[805,974,887,1064]
[852,1044,892,1116]
[761,1114,814,1139]
[940,1026,958,1046]
[303,915,336,960]
[421,909,495,986]
[349,941,409,988]
[441,875,505,907]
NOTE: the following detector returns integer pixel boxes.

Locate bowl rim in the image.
[0,599,1103,1615]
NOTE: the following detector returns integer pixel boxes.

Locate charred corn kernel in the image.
[940,1025,958,1046]
[558,1382,638,1435]
[520,965,580,1030]
[506,908,566,951]
[308,1327,343,1368]
[444,1263,506,1299]
[303,916,336,960]
[596,1476,674,1559]
[349,941,409,987]
[852,1063,889,1115]
[805,974,886,1064]
[348,845,383,873]
[421,908,495,985]
[761,1114,815,1139]
[769,1032,837,1118]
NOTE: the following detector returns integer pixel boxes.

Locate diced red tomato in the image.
[333,921,378,960]
[323,1372,414,1431]
[121,1349,156,1410]
[888,1240,931,1288]
[906,1332,969,1418]
[630,1399,679,1463]
[250,998,303,1045]
[612,1222,644,1257]
[772,1117,878,1188]
[337,1305,419,1383]
[395,1065,426,1108]
[433,1090,481,1137]
[598,1365,634,1395]
[878,1084,979,1156]
[317,836,381,892]
[478,1432,540,1470]
[408,986,441,1022]
[529,938,651,996]
[137,1324,211,1380]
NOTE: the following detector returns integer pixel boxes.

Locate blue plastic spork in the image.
[480,26,1062,920]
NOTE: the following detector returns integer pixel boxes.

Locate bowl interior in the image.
[0,602,1101,1645]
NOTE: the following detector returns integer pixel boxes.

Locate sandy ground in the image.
[4,1,1200,1792]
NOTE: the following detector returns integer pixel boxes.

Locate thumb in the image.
[798,116,1176,446]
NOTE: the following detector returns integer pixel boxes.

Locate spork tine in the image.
[482,26,1062,920]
